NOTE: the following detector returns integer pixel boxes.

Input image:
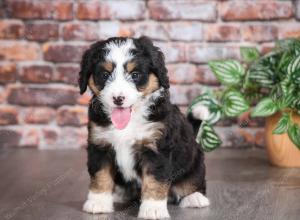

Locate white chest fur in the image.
[90,98,164,181]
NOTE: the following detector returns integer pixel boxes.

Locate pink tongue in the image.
[111,108,131,130]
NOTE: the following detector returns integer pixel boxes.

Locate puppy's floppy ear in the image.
[137,36,170,89]
[78,48,93,94]
[78,41,106,94]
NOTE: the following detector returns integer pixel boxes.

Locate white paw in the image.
[179,192,210,208]
[82,191,114,214]
[138,199,170,219]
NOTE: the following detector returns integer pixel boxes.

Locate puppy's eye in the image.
[131,72,140,81]
[102,72,110,80]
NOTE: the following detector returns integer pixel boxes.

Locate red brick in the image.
[149,0,217,21]
[62,23,98,41]
[100,1,146,20]
[56,106,88,126]
[0,20,24,39]
[41,127,87,149]
[7,85,79,107]
[220,1,293,21]
[77,92,91,106]
[242,25,278,43]
[261,43,275,55]
[166,22,203,41]
[76,1,100,20]
[169,84,202,105]
[0,86,7,103]
[254,129,265,148]
[214,127,247,148]
[0,63,17,84]
[0,42,40,61]
[238,111,265,128]
[204,24,241,42]
[196,65,219,86]
[216,126,265,148]
[0,129,21,148]
[53,64,80,85]
[0,0,5,17]
[25,22,59,41]
[154,42,186,63]
[43,43,88,63]
[99,21,135,40]
[216,118,237,127]
[297,0,300,20]
[132,23,168,41]
[22,107,55,124]
[53,1,73,21]
[167,64,198,84]
[20,65,53,83]
[41,128,59,147]
[7,0,53,19]
[0,106,18,125]
[187,45,239,64]
[19,127,40,148]
[279,23,300,39]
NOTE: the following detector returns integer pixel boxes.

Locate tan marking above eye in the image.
[101,62,114,73]
[126,62,136,73]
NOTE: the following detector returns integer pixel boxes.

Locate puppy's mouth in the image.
[111,107,132,130]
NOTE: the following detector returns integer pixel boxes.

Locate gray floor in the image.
[0,148,299,220]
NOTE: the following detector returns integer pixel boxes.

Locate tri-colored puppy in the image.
[79,36,209,219]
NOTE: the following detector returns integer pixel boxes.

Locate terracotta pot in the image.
[265,112,300,167]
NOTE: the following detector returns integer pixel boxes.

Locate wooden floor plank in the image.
[0,149,299,220]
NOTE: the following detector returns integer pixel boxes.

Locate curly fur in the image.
[79,36,208,219]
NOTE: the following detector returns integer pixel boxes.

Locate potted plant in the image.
[189,38,300,167]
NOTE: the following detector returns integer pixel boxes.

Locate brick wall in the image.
[0,0,299,149]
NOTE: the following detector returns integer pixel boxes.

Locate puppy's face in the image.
[79,37,169,129]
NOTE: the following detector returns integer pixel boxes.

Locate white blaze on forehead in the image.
[105,39,135,65]
[100,39,141,110]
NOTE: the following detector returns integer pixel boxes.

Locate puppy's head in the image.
[79,36,169,129]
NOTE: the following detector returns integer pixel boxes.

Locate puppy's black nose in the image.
[113,96,125,106]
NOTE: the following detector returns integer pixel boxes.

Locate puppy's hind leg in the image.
[179,192,210,208]
[171,170,209,208]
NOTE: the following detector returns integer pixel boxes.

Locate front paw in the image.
[82,191,114,214]
[138,199,170,219]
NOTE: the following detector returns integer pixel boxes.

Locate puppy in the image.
[79,36,209,219]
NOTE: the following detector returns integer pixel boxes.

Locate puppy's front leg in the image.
[83,144,115,214]
[138,169,170,219]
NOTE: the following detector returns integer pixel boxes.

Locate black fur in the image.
[80,36,206,206]
[133,36,170,89]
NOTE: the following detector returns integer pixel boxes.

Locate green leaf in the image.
[206,106,222,125]
[287,55,300,75]
[208,60,244,86]
[287,123,300,150]
[249,65,274,88]
[188,93,222,125]
[280,77,290,96]
[291,69,300,85]
[251,98,278,117]
[222,90,250,117]
[292,98,300,111]
[189,93,215,110]
[240,47,260,63]
[197,122,222,152]
[273,113,290,134]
